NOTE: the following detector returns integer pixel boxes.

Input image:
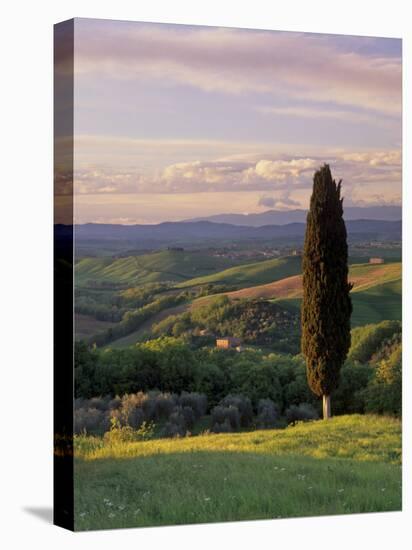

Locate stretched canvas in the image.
[54,18,402,531]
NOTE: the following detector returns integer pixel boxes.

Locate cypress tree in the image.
[301,164,353,419]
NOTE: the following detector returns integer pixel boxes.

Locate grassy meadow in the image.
[74,415,401,530]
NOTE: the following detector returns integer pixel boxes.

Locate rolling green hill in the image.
[190,261,401,321]
[276,276,401,327]
[177,256,303,289]
[75,250,242,287]
[76,254,401,345]
[350,278,402,326]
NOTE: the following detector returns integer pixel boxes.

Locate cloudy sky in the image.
[67,18,401,224]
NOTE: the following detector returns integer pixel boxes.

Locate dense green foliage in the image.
[349,320,402,363]
[302,165,352,398]
[75,339,314,409]
[89,294,186,347]
[152,296,300,353]
[75,317,401,419]
[364,343,402,416]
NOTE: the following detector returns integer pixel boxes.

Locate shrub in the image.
[103,417,155,444]
[331,361,373,415]
[178,392,207,418]
[141,391,178,420]
[88,396,111,411]
[74,397,86,410]
[181,406,196,429]
[220,394,253,427]
[211,405,241,432]
[110,403,144,430]
[161,406,193,437]
[108,397,122,410]
[161,422,185,438]
[212,418,233,433]
[110,393,150,428]
[285,403,319,425]
[74,407,110,434]
[256,398,280,428]
[156,392,179,418]
[134,420,156,440]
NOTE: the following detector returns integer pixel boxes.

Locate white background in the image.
[1,0,410,548]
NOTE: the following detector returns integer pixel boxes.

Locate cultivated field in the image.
[177,256,302,289]
[189,262,401,328]
[192,262,401,303]
[76,250,245,286]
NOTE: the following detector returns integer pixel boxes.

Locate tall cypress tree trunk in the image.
[323,395,331,420]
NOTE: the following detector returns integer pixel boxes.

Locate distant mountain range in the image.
[185,206,402,226]
[70,218,401,244]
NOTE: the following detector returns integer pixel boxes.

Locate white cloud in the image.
[258,193,300,209]
[254,158,318,181]
[66,149,401,204]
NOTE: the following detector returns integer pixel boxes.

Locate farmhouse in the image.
[369,257,385,264]
[216,336,242,349]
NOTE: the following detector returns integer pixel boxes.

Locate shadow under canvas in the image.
[23,507,53,524]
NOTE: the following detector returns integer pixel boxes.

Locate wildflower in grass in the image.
[108,512,116,518]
